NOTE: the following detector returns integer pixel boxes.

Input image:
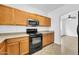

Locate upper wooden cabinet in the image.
[28,13,37,20]
[0,5,29,26]
[37,15,51,27]
[45,17,51,26]
[13,9,29,26]
[0,5,51,27]
[0,5,13,25]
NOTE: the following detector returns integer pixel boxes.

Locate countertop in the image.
[0,31,54,43]
[0,32,29,43]
[39,31,54,34]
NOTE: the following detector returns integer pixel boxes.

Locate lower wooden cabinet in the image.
[0,32,54,55]
[20,38,29,55]
[0,41,6,55]
[47,33,54,44]
[6,36,29,55]
[42,32,54,47]
[7,42,20,55]
[42,33,48,47]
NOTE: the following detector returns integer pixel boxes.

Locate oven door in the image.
[29,35,42,54]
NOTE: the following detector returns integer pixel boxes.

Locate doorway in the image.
[60,18,66,37]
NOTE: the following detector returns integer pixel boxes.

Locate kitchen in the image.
[0,4,78,55]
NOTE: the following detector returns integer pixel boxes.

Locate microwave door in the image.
[28,20,39,26]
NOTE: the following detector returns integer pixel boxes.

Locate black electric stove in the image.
[27,29,42,54]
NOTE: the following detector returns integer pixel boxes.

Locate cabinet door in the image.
[42,33,54,47]
[37,16,46,26]
[0,5,13,25]
[13,9,29,26]
[6,36,29,55]
[45,17,51,26]
[20,38,29,55]
[37,15,51,27]
[7,42,20,55]
[42,34,48,47]
[0,41,6,55]
[28,13,37,20]
[47,33,54,44]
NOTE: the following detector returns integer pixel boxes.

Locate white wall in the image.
[0,4,50,33]
[61,10,78,37]
[0,26,26,33]
[0,25,50,33]
[48,13,61,44]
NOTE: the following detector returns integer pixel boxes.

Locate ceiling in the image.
[6,4,64,14]
[27,4,64,13]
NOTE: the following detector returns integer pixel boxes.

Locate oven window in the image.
[32,37,41,44]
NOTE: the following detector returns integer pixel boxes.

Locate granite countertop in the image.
[0,32,29,43]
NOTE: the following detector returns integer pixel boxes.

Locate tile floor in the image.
[33,43,61,55]
[61,36,78,55]
[33,36,78,55]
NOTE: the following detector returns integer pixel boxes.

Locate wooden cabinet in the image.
[0,5,13,25]
[0,4,51,26]
[42,32,54,47]
[6,36,29,55]
[42,33,48,47]
[0,41,6,55]
[45,17,51,26]
[13,9,29,26]
[47,33,54,44]
[37,15,51,27]
[7,42,20,55]
[37,16,46,26]
[0,5,29,26]
[28,13,37,20]
[20,38,29,55]
[6,37,20,55]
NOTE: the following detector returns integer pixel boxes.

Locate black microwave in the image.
[28,19,39,26]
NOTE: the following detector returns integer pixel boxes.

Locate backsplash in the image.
[0,25,50,33]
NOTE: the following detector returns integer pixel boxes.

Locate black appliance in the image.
[28,19,39,26]
[77,11,79,55]
[27,29,42,54]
